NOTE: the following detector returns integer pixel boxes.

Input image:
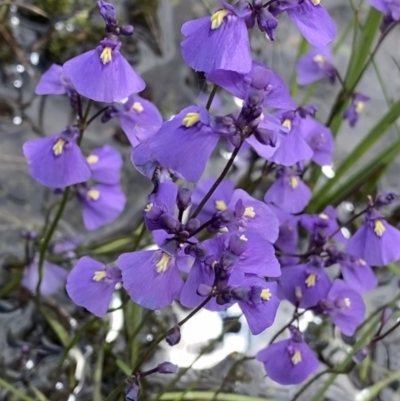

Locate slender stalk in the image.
[206,84,218,111]
[190,143,243,219]
[86,106,109,127]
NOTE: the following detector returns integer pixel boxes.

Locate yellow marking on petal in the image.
[355,101,365,114]
[239,234,248,241]
[282,119,292,130]
[52,138,66,156]
[319,213,329,219]
[289,176,299,189]
[215,200,227,211]
[87,154,99,164]
[87,189,100,200]
[374,220,385,237]
[310,0,321,5]
[100,46,113,64]
[144,203,153,212]
[358,259,366,266]
[313,54,327,66]
[291,350,302,365]
[182,112,200,127]
[244,206,255,218]
[156,253,171,273]
[305,273,316,287]
[261,288,272,301]
[93,270,107,281]
[210,9,230,29]
[132,102,144,113]
[344,298,351,307]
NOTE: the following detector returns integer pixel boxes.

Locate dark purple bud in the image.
[20,230,37,240]
[197,284,213,296]
[257,8,278,41]
[228,234,247,256]
[177,188,192,211]
[166,325,181,346]
[157,362,179,374]
[254,127,277,146]
[120,25,134,36]
[289,325,304,343]
[375,192,397,207]
[184,243,208,261]
[216,292,232,305]
[125,381,140,401]
[297,104,317,118]
[159,214,181,232]
[231,286,252,302]
[179,231,190,241]
[98,1,118,26]
[252,0,263,10]
[352,347,370,364]
[185,218,201,234]
[380,13,394,34]
[101,105,117,123]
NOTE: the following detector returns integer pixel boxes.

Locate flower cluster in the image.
[20,0,400,394]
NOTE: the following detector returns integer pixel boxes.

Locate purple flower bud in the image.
[98,1,118,27]
[125,381,140,401]
[184,243,208,261]
[185,218,200,234]
[343,93,370,127]
[166,325,181,346]
[20,230,37,240]
[297,104,317,118]
[157,362,179,374]
[254,127,277,146]
[375,192,397,207]
[120,25,134,36]
[252,0,263,10]
[231,286,254,302]
[257,8,278,41]
[177,188,192,211]
[159,214,181,233]
[352,347,369,364]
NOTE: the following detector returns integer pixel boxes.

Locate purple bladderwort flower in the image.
[300,205,347,247]
[191,178,235,224]
[256,326,319,385]
[318,279,365,336]
[166,325,181,346]
[63,36,145,103]
[226,189,279,243]
[267,110,313,166]
[368,0,400,32]
[264,167,312,214]
[125,380,140,401]
[279,256,331,309]
[23,126,91,188]
[326,248,377,293]
[269,0,336,48]
[51,236,82,258]
[104,94,163,147]
[346,208,400,266]
[181,1,252,74]
[66,257,121,317]
[77,184,126,230]
[156,362,179,374]
[36,64,76,96]
[300,116,334,166]
[22,257,67,296]
[98,1,118,30]
[296,46,336,85]
[256,6,278,40]
[343,93,370,127]
[206,61,295,110]
[86,144,123,185]
[142,105,222,182]
[231,275,280,335]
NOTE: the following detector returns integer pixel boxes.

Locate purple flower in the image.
[270,0,336,48]
[77,184,126,230]
[66,257,121,317]
[36,64,75,96]
[113,95,163,147]
[256,7,278,40]
[227,189,279,243]
[191,178,235,223]
[87,145,123,185]
[279,257,331,309]
[331,252,377,293]
[300,116,334,166]
[235,275,280,335]
[296,46,336,85]
[63,37,145,103]
[144,105,221,182]
[267,111,313,166]
[343,93,370,127]
[22,258,67,296]
[23,126,91,188]
[181,1,252,74]
[118,249,184,310]
[256,326,319,385]
[346,209,400,266]
[319,279,365,336]
[369,0,400,31]
[264,168,312,214]
[206,61,295,110]
[98,1,118,28]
